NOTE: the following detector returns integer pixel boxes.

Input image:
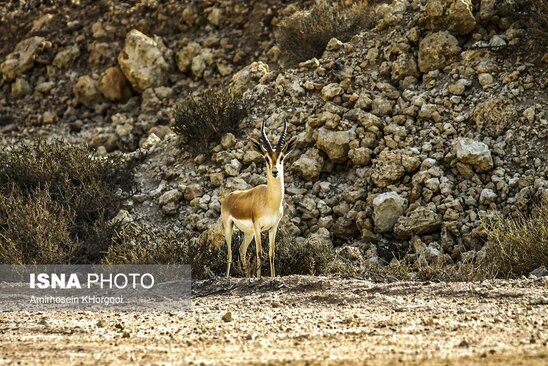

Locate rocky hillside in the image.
[0,0,546,269]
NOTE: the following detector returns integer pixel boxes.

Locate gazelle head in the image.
[250,119,298,179]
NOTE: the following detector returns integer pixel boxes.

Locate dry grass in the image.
[481,203,548,278]
[172,89,249,154]
[275,0,375,66]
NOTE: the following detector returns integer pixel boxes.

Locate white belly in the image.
[231,214,280,234]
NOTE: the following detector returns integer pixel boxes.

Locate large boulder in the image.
[418,31,461,73]
[424,0,476,35]
[1,36,46,80]
[294,148,324,181]
[98,66,132,102]
[118,29,169,92]
[453,138,493,172]
[394,207,442,238]
[315,128,355,163]
[229,61,269,97]
[373,192,407,233]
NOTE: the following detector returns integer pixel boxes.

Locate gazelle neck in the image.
[266,173,284,206]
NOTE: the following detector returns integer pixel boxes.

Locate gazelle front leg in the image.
[268,224,279,277]
[224,219,234,278]
[253,223,263,278]
[239,232,254,277]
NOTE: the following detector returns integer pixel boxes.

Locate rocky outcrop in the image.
[118,29,169,93]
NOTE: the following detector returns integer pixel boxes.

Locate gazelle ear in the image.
[250,138,267,155]
[282,136,298,156]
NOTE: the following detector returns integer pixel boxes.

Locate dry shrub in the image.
[172,89,249,154]
[103,223,189,265]
[0,141,135,264]
[275,229,341,276]
[0,188,77,264]
[275,0,375,66]
[481,203,548,278]
[103,223,227,279]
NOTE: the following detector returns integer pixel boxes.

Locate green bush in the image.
[172,89,249,154]
[275,0,375,66]
[0,141,135,264]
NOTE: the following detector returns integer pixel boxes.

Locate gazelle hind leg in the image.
[239,232,254,277]
[223,218,234,278]
[268,225,278,278]
[254,223,262,278]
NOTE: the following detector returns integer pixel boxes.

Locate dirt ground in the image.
[0,275,546,365]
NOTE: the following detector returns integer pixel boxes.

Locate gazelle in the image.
[221,120,297,278]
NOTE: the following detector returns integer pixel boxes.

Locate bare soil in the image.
[0,276,547,365]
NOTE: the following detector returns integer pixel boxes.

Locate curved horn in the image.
[276,119,288,152]
[261,120,273,153]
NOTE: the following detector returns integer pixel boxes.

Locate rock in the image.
[224,159,242,177]
[523,107,535,123]
[448,79,468,95]
[140,133,161,150]
[220,133,236,149]
[325,37,344,51]
[1,36,46,80]
[208,7,223,26]
[184,184,203,201]
[159,189,182,206]
[424,0,476,35]
[391,53,419,82]
[41,111,56,124]
[294,148,324,181]
[52,44,80,69]
[394,207,442,238]
[222,311,232,322]
[371,97,393,116]
[371,151,407,187]
[118,29,169,92]
[373,192,407,233]
[110,209,133,225]
[348,147,370,166]
[229,61,269,97]
[529,266,548,278]
[191,50,214,78]
[479,188,497,204]
[315,128,355,163]
[478,73,494,88]
[177,42,201,73]
[321,83,344,101]
[98,67,132,102]
[418,31,461,73]
[454,138,493,172]
[210,172,224,187]
[73,75,103,108]
[11,78,32,99]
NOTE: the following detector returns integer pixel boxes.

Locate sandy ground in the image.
[0,275,547,365]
